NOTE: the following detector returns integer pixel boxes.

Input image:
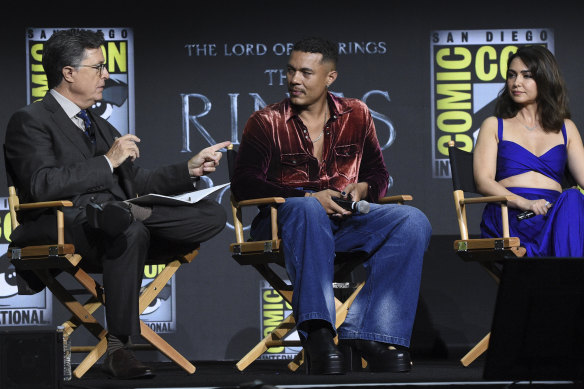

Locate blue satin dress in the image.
[480,118,584,257]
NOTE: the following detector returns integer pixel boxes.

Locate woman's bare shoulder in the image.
[477,116,499,139]
[481,116,499,126]
[564,118,579,132]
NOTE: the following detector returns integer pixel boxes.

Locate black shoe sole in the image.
[102,369,156,380]
[339,341,412,373]
[368,358,412,373]
[305,352,346,375]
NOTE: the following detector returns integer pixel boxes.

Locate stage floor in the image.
[63,358,582,389]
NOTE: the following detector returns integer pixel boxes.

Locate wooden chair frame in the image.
[447,141,526,367]
[448,141,524,262]
[229,194,412,371]
[6,184,199,378]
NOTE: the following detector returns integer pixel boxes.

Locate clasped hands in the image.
[306,182,368,217]
[105,135,231,176]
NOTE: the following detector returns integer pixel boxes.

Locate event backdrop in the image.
[0,1,582,362]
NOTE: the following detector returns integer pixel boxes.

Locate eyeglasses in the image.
[77,63,107,76]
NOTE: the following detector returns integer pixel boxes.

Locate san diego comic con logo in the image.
[140,264,177,333]
[0,257,52,326]
[26,27,135,135]
[430,28,554,179]
[260,280,300,359]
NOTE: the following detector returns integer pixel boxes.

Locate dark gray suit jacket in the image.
[4,93,195,289]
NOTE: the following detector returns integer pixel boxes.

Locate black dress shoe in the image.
[340,339,412,372]
[102,348,154,379]
[86,201,134,236]
[302,327,346,375]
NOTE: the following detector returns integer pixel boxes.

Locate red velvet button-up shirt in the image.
[231,93,389,203]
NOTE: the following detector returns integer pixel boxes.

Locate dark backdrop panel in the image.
[0,0,582,361]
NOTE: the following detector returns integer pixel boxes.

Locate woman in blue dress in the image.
[474,45,584,257]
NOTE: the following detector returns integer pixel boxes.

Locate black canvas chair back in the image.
[448,144,476,194]
[227,145,237,182]
[561,166,577,189]
[3,144,14,189]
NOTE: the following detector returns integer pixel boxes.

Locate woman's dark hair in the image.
[495,45,570,133]
[42,28,105,90]
[292,37,338,68]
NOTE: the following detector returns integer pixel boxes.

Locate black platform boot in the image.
[301,326,345,375]
[340,339,412,372]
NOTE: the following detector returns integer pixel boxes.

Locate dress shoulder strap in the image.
[497,117,503,141]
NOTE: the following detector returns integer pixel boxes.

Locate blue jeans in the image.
[250,196,431,347]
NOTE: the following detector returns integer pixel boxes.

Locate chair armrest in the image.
[460,195,516,205]
[231,196,286,245]
[17,200,74,210]
[234,197,286,208]
[454,191,517,241]
[378,195,413,204]
[14,200,73,245]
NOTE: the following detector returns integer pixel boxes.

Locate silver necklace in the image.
[516,116,538,131]
[311,111,326,143]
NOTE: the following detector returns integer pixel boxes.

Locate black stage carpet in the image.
[62,358,583,389]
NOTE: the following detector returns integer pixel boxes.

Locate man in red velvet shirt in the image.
[231,37,431,374]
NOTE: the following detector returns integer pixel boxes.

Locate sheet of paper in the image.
[172,183,229,203]
[127,183,229,206]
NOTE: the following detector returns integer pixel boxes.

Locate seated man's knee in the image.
[206,201,228,233]
[384,205,431,240]
[185,200,227,241]
[404,206,432,239]
[125,221,151,244]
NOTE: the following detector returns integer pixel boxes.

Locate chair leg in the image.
[460,332,490,367]
[71,258,193,377]
[35,269,106,338]
[135,259,196,374]
[64,296,105,338]
[34,268,111,379]
[287,349,305,372]
[73,336,107,378]
[236,313,298,371]
[140,321,196,374]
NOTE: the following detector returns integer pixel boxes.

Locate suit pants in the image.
[76,199,226,335]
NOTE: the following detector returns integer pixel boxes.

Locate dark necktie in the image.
[76,109,96,144]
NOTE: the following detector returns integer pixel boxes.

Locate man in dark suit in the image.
[4,28,229,379]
